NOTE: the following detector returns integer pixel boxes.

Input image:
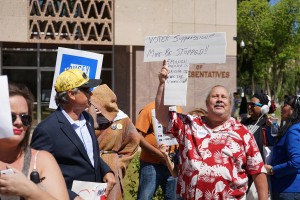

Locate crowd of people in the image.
[1,61,300,200]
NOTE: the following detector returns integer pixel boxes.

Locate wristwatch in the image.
[270,167,274,175]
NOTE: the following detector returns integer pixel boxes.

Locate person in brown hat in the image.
[31,69,116,200]
[89,84,140,200]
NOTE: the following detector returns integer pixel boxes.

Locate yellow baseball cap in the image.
[55,69,102,92]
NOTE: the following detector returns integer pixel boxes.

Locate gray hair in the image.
[55,88,79,106]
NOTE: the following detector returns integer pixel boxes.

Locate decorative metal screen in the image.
[28,0,113,44]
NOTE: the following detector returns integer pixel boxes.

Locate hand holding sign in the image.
[158,60,170,84]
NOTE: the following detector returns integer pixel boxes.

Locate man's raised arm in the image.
[155,60,170,127]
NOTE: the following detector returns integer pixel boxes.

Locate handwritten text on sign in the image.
[164,58,189,105]
[144,33,226,63]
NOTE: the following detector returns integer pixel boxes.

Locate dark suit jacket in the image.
[31,108,112,200]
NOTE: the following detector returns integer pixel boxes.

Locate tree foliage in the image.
[237,0,300,101]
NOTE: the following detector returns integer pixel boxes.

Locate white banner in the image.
[144,32,227,63]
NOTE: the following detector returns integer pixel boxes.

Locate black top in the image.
[242,115,269,159]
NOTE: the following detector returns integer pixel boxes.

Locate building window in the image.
[1,43,113,125]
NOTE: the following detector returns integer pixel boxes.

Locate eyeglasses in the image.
[78,87,91,93]
[11,113,32,126]
[248,102,263,108]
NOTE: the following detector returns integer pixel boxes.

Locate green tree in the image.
[238,0,272,94]
[270,0,300,99]
[237,0,300,101]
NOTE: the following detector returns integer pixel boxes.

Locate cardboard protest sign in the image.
[144,32,227,106]
[0,76,14,139]
[49,47,103,109]
[72,180,107,200]
[144,32,227,63]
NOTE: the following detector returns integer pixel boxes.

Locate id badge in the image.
[196,130,208,138]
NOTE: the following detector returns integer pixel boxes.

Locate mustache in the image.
[215,101,224,106]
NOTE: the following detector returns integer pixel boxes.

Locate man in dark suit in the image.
[31,69,116,200]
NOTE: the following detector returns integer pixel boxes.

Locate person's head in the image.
[281,95,298,121]
[278,95,300,138]
[89,84,119,127]
[188,108,208,117]
[205,85,231,120]
[247,93,273,120]
[290,95,300,123]
[6,83,35,150]
[54,69,101,111]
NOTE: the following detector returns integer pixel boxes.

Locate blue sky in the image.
[270,0,280,5]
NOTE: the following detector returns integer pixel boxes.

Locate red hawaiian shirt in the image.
[168,112,266,200]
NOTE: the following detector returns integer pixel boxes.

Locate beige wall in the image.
[0,0,27,42]
[115,0,237,55]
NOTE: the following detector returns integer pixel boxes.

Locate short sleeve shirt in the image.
[168,111,266,200]
[136,102,182,164]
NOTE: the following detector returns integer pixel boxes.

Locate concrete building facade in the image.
[0,0,237,124]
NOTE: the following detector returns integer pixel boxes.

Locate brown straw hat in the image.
[90,84,119,122]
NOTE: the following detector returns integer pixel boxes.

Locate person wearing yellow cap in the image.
[31,69,116,200]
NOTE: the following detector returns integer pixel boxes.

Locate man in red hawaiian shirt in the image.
[155,60,268,200]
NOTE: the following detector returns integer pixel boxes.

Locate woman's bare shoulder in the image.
[30,148,56,164]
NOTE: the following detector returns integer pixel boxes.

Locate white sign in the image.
[144,32,227,63]
[0,76,14,139]
[151,109,178,146]
[164,58,189,105]
[144,32,227,106]
[72,180,107,200]
[49,47,103,109]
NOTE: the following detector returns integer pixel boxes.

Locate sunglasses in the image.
[78,87,91,93]
[11,113,32,126]
[247,102,263,108]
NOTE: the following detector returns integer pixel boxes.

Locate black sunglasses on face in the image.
[78,87,91,93]
[11,113,32,126]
